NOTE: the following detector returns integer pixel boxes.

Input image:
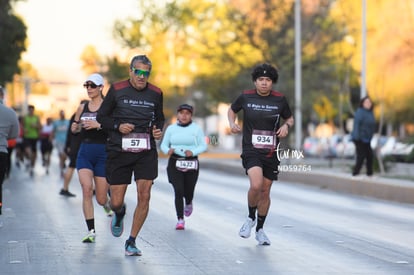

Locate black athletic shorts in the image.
[68,152,77,168]
[106,149,158,185]
[23,138,38,153]
[241,149,280,181]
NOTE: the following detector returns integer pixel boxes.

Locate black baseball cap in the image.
[177,104,193,113]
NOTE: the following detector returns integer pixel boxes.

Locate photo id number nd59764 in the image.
[278,164,312,172]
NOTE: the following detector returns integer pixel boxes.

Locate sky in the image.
[14,0,139,83]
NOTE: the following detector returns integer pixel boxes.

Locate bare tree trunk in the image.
[345,62,355,117]
[376,89,385,175]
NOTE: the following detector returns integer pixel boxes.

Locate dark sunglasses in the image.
[83,83,99,89]
[131,68,150,78]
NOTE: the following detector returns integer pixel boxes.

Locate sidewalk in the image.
[198,150,414,205]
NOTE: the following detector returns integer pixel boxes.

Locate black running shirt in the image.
[79,102,107,144]
[97,80,165,152]
[230,89,292,153]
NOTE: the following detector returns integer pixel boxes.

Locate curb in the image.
[200,158,414,205]
[279,171,414,205]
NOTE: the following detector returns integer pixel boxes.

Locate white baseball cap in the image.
[85,73,104,86]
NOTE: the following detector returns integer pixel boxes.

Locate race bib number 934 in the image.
[252,129,276,149]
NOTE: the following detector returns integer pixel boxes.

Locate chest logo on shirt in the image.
[247,103,279,112]
[123,99,155,108]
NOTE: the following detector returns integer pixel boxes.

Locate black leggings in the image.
[167,157,199,219]
[353,140,373,176]
[6,147,13,177]
[0,152,8,215]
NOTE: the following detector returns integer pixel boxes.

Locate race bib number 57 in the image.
[122,133,150,153]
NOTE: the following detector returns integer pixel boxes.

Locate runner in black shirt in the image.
[228,63,294,246]
[97,55,165,256]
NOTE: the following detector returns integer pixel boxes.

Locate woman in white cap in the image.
[71,73,112,243]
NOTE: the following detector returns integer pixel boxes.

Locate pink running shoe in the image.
[175,219,185,230]
[184,203,193,217]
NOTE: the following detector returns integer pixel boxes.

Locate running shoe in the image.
[82,229,96,243]
[255,229,271,245]
[239,217,256,238]
[111,205,126,237]
[125,240,142,256]
[103,200,113,217]
[59,189,76,197]
[175,219,185,230]
[184,203,193,217]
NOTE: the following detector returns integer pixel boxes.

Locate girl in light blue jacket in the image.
[160,104,208,230]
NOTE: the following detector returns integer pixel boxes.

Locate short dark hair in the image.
[359,96,374,110]
[130,55,152,71]
[251,63,278,83]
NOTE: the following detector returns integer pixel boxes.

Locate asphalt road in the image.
[1,157,414,275]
